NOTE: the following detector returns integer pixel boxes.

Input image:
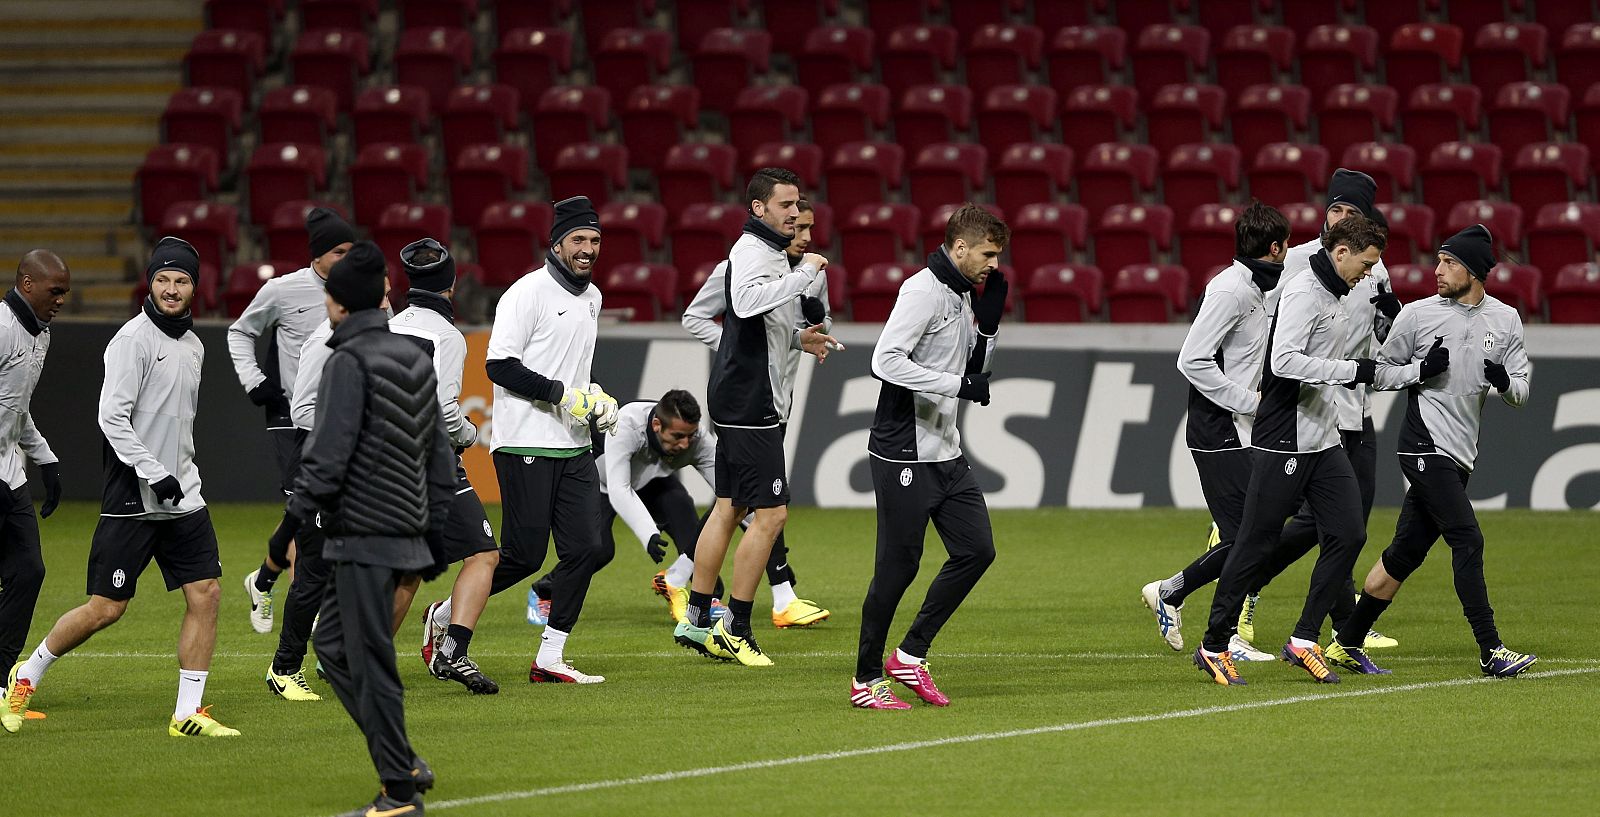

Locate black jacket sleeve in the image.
[288,351,365,522]
[425,401,455,537]
[486,357,564,403]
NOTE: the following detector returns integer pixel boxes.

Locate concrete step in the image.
[76,281,140,316]
[0,142,150,171]
[0,167,133,194]
[0,91,178,115]
[0,46,189,73]
[0,197,131,226]
[0,225,138,257]
[0,112,161,146]
[0,18,200,49]
[0,0,203,21]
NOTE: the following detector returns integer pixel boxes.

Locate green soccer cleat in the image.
[266,666,322,701]
[711,619,773,667]
[169,705,240,737]
[244,569,274,634]
[674,620,732,661]
[1237,593,1260,643]
[3,662,38,733]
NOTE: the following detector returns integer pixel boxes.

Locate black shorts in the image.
[86,508,222,600]
[442,466,497,563]
[271,426,305,495]
[713,425,789,509]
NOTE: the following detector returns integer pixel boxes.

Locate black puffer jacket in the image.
[288,309,454,570]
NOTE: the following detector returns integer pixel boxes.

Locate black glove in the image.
[1369,282,1402,320]
[800,295,827,326]
[1343,358,1376,389]
[973,270,1008,335]
[419,528,449,582]
[1420,336,1450,380]
[957,371,991,405]
[149,475,184,506]
[38,462,61,519]
[646,533,668,564]
[248,383,291,419]
[1484,359,1510,393]
[268,509,302,558]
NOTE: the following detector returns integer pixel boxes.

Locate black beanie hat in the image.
[1326,168,1378,219]
[1369,206,1388,231]
[400,237,456,293]
[325,240,387,311]
[1439,224,1495,281]
[306,206,356,261]
[550,195,601,247]
[147,236,200,283]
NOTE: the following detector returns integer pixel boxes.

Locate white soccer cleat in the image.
[528,660,605,684]
[1228,634,1276,662]
[244,570,273,634]
[421,600,447,677]
[1140,581,1183,651]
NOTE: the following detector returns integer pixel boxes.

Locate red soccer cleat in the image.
[849,678,912,710]
[886,652,951,706]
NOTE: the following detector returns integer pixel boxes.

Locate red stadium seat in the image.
[658,143,738,216]
[1488,82,1571,158]
[373,203,451,291]
[580,0,650,57]
[493,28,573,115]
[746,142,824,189]
[670,202,746,271]
[1281,201,1325,241]
[160,88,242,168]
[979,86,1058,165]
[349,143,429,227]
[184,29,265,101]
[908,143,987,213]
[1400,84,1482,156]
[1510,143,1593,216]
[394,27,473,113]
[1364,0,1426,43]
[449,143,528,227]
[1533,0,1598,40]
[400,0,475,31]
[620,85,700,173]
[493,0,573,33]
[1062,85,1139,157]
[1146,83,1226,156]
[965,23,1044,98]
[796,27,874,102]
[204,0,279,42]
[160,201,238,271]
[441,84,520,165]
[601,263,678,321]
[1009,203,1089,277]
[592,28,672,106]
[728,86,807,162]
[1527,202,1600,276]
[813,83,891,157]
[1301,24,1378,103]
[880,24,958,97]
[533,86,612,172]
[1375,202,1435,264]
[289,29,371,112]
[1469,23,1549,99]
[1556,23,1600,98]
[1023,263,1103,322]
[548,143,626,208]
[993,143,1073,217]
[693,28,771,114]
[301,0,377,33]
[1485,263,1544,319]
[827,142,906,222]
[919,202,1005,254]
[949,0,1025,43]
[1036,0,1100,34]
[246,143,326,225]
[1281,0,1344,39]
[1247,142,1329,206]
[1195,0,1265,44]
[840,203,920,272]
[1162,143,1242,217]
[767,0,837,56]
[258,86,338,151]
[1387,263,1437,303]
[1107,264,1190,322]
[474,201,553,287]
[1419,141,1502,221]
[263,199,345,264]
[678,261,719,311]
[1094,204,1175,274]
[353,86,430,149]
[1318,84,1398,162]
[1547,262,1600,323]
[893,85,972,161]
[1047,26,1127,98]
[852,262,918,322]
[597,201,666,265]
[1447,199,1524,249]
[1386,23,1464,102]
[1076,143,1158,221]
[1115,0,1180,39]
[1231,84,1312,165]
[226,262,298,317]
[1341,142,1416,199]
[1177,204,1243,286]
[809,202,836,250]
[676,0,750,54]
[1131,25,1211,102]
[1576,84,1600,176]
[1216,25,1295,98]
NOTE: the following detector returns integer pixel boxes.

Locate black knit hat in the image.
[400,237,456,293]
[1326,168,1378,219]
[146,236,200,283]
[306,206,355,260]
[550,195,601,247]
[1439,224,1495,281]
[325,240,387,311]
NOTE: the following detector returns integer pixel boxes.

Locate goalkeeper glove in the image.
[558,385,597,425]
[588,382,619,434]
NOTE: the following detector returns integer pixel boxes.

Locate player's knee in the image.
[468,548,500,570]
[1448,526,1485,557]
[186,579,222,614]
[965,539,997,570]
[13,553,45,589]
[755,505,787,531]
[86,596,129,629]
[592,537,616,571]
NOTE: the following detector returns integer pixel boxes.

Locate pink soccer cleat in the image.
[886,652,951,706]
[849,678,912,710]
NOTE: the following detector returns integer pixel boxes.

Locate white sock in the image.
[1158,571,1184,602]
[1289,636,1318,650]
[536,627,568,668]
[18,640,59,686]
[432,597,453,628]
[175,669,208,720]
[664,554,693,587]
[894,647,924,666]
[770,581,797,612]
[1201,647,1222,658]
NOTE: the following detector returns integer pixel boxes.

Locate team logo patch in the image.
[771,478,784,496]
[112,569,126,589]
[1417,457,1427,472]
[1284,457,1298,476]
[523,456,534,465]
[899,467,913,487]
[589,302,597,319]
[482,519,493,537]
[1483,330,1496,353]
[314,511,322,529]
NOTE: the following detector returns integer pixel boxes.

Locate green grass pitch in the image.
[6,502,1597,816]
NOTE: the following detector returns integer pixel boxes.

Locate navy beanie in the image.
[1326,168,1378,219]
[306,207,356,260]
[550,196,601,247]
[146,236,200,283]
[325,240,387,311]
[1439,224,1495,281]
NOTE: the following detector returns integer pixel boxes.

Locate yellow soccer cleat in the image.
[169,705,241,737]
[1237,593,1260,643]
[772,598,831,628]
[711,619,773,667]
[652,571,688,623]
[4,662,39,733]
[266,666,322,701]
[1205,521,1222,550]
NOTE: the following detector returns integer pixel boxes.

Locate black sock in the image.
[728,597,754,637]
[1481,643,1499,662]
[713,576,726,599]
[254,561,281,592]
[443,624,473,660]
[688,590,715,628]
[1337,595,1392,649]
[385,780,417,802]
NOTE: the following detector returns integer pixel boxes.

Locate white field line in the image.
[396,667,1598,814]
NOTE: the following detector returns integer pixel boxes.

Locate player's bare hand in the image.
[800,324,843,362]
[802,252,829,271]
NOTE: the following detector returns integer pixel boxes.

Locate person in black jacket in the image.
[285,242,454,817]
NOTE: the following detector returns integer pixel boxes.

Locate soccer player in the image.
[1329,225,1538,678]
[1194,215,1445,686]
[461,195,618,684]
[4,238,239,737]
[673,168,836,667]
[0,251,68,683]
[232,207,355,633]
[680,198,833,629]
[1139,202,1288,660]
[286,241,452,816]
[851,204,1009,710]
